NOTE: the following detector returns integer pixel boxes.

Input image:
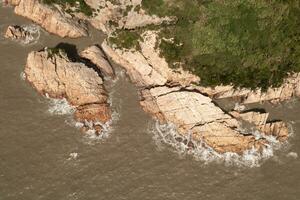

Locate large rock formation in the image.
[25,48,111,134]
[80,45,115,78]
[101,31,290,154]
[7,0,88,38]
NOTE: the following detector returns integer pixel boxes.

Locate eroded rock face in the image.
[80,45,115,78]
[9,0,88,38]
[203,73,300,104]
[4,24,40,44]
[25,49,111,134]
[101,32,290,154]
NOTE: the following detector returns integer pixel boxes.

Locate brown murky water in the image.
[1,5,300,200]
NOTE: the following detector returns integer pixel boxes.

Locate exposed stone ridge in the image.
[101,31,290,154]
[25,49,111,134]
[7,0,88,38]
[80,45,115,78]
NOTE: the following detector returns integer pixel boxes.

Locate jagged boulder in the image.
[25,48,111,134]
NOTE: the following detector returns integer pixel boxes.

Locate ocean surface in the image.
[1,5,300,200]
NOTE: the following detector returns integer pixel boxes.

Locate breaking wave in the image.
[148,121,293,168]
[46,95,75,115]
[21,24,40,45]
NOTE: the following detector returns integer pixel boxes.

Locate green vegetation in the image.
[109,30,142,50]
[140,0,300,90]
[46,47,67,58]
[42,0,93,16]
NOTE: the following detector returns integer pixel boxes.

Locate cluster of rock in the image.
[25,47,113,135]
[4,24,39,44]
[101,30,290,154]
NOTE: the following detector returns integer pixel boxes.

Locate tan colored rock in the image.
[25,49,111,132]
[258,121,289,142]
[101,31,199,87]
[230,111,269,126]
[4,24,40,44]
[11,0,88,38]
[5,25,29,40]
[80,45,115,78]
[101,28,291,155]
[74,103,111,124]
[140,86,267,154]
[4,0,20,6]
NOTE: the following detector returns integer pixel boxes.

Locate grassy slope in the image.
[139,0,300,90]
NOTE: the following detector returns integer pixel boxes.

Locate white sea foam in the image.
[68,152,78,160]
[21,24,40,45]
[46,96,75,115]
[149,121,293,167]
[20,71,26,80]
[286,152,298,159]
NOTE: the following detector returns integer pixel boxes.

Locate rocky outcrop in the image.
[101,31,290,154]
[85,0,174,34]
[4,24,40,44]
[80,45,115,78]
[25,49,111,134]
[140,86,268,153]
[102,31,199,87]
[7,0,88,38]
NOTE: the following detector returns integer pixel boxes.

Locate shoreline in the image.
[3,0,299,164]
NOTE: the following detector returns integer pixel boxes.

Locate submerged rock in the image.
[4,24,39,44]
[7,0,88,38]
[25,48,111,133]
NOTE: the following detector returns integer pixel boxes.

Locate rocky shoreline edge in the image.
[3,0,299,165]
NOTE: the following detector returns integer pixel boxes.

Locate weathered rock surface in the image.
[25,49,111,134]
[102,30,291,154]
[8,0,88,38]
[80,45,115,78]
